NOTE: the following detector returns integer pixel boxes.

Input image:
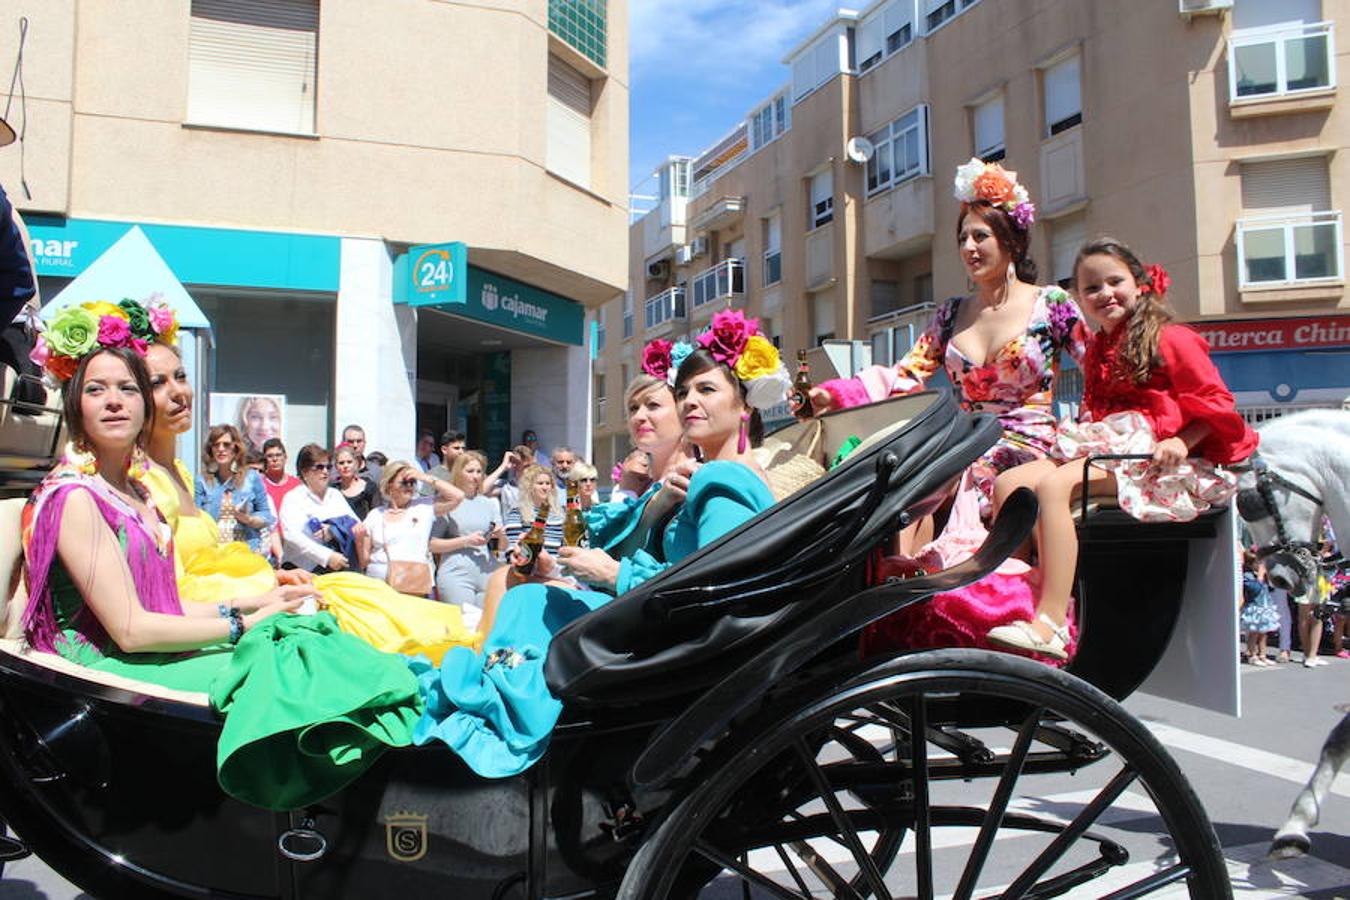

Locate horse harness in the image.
[1236,453,1325,591]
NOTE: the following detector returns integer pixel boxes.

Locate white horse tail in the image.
[1268,712,1350,859]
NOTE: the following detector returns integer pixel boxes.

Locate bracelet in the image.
[217,603,230,619]
[227,608,245,645]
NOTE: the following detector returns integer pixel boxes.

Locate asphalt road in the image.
[1,653,1347,899]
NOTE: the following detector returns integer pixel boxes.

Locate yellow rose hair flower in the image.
[81,301,128,320]
[733,335,781,382]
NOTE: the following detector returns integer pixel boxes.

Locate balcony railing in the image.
[1236,210,1343,288]
[1229,21,1335,103]
[645,286,686,329]
[691,259,746,309]
[690,123,750,199]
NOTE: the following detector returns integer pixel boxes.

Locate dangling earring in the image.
[67,440,97,476]
[737,412,750,454]
[128,445,150,480]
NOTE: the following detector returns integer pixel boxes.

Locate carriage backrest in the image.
[546,391,1001,706]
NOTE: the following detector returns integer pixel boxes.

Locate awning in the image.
[42,226,210,328]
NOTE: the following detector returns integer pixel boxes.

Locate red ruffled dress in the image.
[1056,324,1258,522]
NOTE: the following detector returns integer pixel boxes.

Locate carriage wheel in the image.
[619,649,1231,899]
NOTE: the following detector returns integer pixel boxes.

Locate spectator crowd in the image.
[197,425,620,630]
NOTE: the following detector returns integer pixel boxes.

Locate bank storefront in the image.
[28,217,590,470]
[1194,314,1350,421]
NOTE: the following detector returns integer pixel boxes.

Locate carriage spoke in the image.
[1097,863,1193,898]
[999,766,1139,900]
[952,709,1043,900]
[692,840,808,900]
[773,843,816,896]
[908,694,933,900]
[793,737,894,900]
[788,839,863,898]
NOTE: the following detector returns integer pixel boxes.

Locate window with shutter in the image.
[792,56,815,101]
[188,0,318,135]
[763,215,782,285]
[812,294,836,345]
[1050,213,1087,289]
[884,2,913,52]
[1241,157,1331,213]
[973,94,1005,162]
[547,55,593,189]
[857,16,883,72]
[810,169,834,229]
[1043,53,1082,136]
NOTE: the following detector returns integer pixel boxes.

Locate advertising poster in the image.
[208,393,287,456]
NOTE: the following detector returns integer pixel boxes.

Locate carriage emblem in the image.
[384,811,428,862]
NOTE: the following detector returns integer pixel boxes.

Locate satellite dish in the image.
[845,136,875,164]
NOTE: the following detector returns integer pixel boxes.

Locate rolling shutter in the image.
[188,0,318,134]
[1241,157,1331,213]
[973,95,1004,157]
[547,55,592,188]
[1044,54,1082,132]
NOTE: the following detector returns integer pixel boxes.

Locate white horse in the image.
[1238,409,1350,859]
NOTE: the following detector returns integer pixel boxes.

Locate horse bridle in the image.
[1237,454,1325,588]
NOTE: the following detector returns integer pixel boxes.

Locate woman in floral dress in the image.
[808,158,1089,520]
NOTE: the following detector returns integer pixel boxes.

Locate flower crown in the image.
[953,157,1036,229]
[640,309,791,411]
[30,295,179,384]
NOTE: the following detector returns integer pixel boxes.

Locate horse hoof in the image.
[1268,833,1311,859]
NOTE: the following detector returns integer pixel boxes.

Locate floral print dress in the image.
[820,285,1089,511]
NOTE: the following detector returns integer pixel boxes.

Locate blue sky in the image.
[628,0,843,201]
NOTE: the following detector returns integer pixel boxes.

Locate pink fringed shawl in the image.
[22,472,183,655]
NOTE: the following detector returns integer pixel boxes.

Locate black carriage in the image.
[0,391,1235,898]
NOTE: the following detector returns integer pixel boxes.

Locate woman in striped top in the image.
[503,463,564,555]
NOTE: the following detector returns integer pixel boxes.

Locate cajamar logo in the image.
[384,810,428,862]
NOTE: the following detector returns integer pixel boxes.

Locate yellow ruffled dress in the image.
[141,461,479,663]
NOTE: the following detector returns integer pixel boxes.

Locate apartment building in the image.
[1,0,628,468]
[592,0,1348,474]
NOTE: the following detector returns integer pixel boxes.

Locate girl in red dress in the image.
[986,237,1258,660]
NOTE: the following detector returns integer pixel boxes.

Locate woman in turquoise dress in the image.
[410,311,788,777]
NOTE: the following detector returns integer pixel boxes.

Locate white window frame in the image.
[925,0,957,32]
[622,293,634,339]
[1236,210,1344,288]
[595,307,606,352]
[865,104,931,197]
[763,214,782,286]
[1042,51,1083,137]
[810,168,834,229]
[749,90,791,152]
[1228,21,1336,103]
[972,93,1005,162]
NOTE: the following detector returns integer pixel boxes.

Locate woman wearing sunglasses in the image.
[357,459,463,597]
[196,424,275,556]
[278,444,361,573]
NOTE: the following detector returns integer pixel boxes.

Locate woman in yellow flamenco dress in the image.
[140,340,478,663]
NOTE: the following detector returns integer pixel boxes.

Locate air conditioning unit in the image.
[690,236,709,258]
[676,244,694,266]
[1179,0,1231,17]
[647,259,670,279]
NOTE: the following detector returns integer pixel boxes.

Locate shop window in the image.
[1043,53,1082,137]
[547,55,593,189]
[187,0,318,135]
[973,94,1005,162]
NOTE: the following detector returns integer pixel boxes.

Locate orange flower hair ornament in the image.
[953,158,1036,229]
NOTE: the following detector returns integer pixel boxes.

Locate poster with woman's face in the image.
[208,393,286,455]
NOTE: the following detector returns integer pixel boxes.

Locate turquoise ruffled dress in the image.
[409,461,774,777]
